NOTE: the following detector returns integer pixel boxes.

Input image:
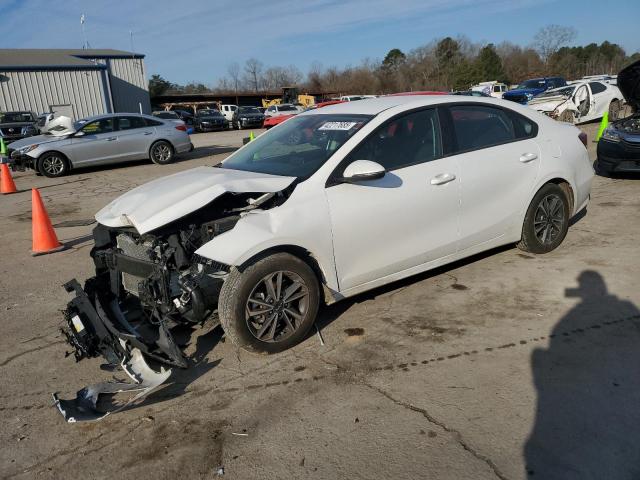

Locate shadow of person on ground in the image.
[524,270,640,479]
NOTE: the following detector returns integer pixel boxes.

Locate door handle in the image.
[106,137,117,141]
[519,153,537,163]
[430,173,456,185]
[143,131,153,135]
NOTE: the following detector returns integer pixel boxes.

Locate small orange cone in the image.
[1,164,17,194]
[31,188,65,256]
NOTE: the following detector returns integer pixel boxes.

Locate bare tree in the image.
[243,58,264,93]
[533,25,577,63]
[227,62,241,93]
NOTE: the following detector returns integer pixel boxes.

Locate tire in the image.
[558,110,575,123]
[608,100,621,121]
[518,183,570,254]
[149,140,174,165]
[218,252,320,354]
[37,152,69,178]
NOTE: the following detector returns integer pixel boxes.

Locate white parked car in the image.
[527,80,624,123]
[472,81,508,98]
[220,104,238,125]
[57,95,593,419]
[264,103,299,117]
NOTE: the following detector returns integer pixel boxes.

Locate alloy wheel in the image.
[42,155,65,176]
[153,143,171,162]
[245,270,310,343]
[533,194,565,245]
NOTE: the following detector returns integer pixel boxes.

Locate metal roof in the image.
[0,49,144,71]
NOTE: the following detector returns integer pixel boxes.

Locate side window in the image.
[510,112,538,139]
[81,118,114,135]
[267,106,275,112]
[450,105,516,152]
[348,108,442,171]
[118,116,147,131]
[588,82,606,94]
[145,118,163,126]
[493,86,501,93]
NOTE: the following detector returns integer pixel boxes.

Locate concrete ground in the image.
[1,122,639,480]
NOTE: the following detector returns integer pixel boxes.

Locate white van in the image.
[220,105,238,126]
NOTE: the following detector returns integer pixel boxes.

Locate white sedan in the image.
[527,80,624,123]
[68,95,594,365]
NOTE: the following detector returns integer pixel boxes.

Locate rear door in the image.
[585,82,610,121]
[115,116,154,161]
[325,107,460,291]
[446,104,541,251]
[66,117,119,166]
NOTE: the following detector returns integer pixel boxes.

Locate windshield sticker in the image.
[318,121,358,131]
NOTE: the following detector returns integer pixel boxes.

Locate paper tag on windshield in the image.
[318,121,357,131]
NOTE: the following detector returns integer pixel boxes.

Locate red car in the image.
[263,100,348,129]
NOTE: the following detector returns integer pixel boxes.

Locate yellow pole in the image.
[595,111,609,141]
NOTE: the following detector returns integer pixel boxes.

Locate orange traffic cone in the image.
[31,188,65,256]
[1,164,17,194]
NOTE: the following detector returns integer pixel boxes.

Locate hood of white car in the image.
[529,98,565,112]
[95,166,296,233]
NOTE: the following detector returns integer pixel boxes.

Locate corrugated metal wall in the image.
[107,58,151,114]
[0,69,108,119]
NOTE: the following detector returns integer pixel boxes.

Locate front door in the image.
[325,108,460,292]
[66,117,119,166]
[115,116,154,161]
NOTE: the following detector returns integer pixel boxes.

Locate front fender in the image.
[194,207,339,292]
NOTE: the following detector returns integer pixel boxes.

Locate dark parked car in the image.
[502,77,567,104]
[232,106,265,130]
[596,59,640,176]
[194,110,228,132]
[152,111,181,121]
[0,111,38,143]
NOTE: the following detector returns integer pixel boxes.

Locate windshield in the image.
[239,107,260,114]
[539,86,575,97]
[1,112,34,123]
[155,112,178,119]
[198,110,221,117]
[517,79,546,89]
[278,105,298,112]
[221,114,372,179]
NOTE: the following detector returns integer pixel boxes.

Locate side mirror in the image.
[340,160,386,183]
[73,130,85,137]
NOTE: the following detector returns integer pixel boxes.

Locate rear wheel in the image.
[608,100,621,121]
[218,253,320,354]
[37,152,69,178]
[518,183,570,254]
[149,140,174,165]
[558,110,575,123]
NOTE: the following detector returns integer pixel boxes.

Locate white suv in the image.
[220,104,237,125]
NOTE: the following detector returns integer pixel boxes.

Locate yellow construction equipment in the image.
[262,87,315,108]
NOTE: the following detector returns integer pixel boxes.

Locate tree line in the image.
[149,25,640,98]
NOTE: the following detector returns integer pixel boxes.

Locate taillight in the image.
[175,124,187,132]
[578,131,587,148]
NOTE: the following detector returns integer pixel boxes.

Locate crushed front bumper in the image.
[54,279,176,422]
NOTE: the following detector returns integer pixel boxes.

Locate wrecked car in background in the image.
[55,95,593,421]
[596,59,640,176]
[502,77,566,104]
[528,80,624,123]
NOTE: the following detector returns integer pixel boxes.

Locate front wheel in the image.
[218,253,320,354]
[518,183,570,254]
[37,152,69,178]
[149,140,174,165]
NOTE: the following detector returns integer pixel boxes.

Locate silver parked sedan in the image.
[8,113,193,177]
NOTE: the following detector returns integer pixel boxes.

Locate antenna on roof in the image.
[80,14,91,49]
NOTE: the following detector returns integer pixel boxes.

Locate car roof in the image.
[300,94,536,117]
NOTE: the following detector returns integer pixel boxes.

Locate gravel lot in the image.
[1,122,639,480]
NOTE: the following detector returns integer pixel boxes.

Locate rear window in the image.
[450,105,515,152]
[589,82,606,94]
[279,105,298,112]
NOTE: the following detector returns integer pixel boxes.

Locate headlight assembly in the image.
[19,144,39,154]
[601,127,622,143]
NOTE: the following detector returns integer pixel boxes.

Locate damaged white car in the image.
[527,80,624,123]
[55,96,593,421]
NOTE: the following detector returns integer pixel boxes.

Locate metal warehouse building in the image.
[0,49,151,119]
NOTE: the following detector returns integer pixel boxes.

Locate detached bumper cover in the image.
[54,279,175,422]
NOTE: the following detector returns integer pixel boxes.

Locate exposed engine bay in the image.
[55,188,291,421]
[614,115,640,133]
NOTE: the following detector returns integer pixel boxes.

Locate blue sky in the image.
[2,0,639,85]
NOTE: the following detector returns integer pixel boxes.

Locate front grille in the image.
[116,234,154,295]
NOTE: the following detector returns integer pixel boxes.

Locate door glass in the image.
[449,105,515,152]
[347,108,442,171]
[588,82,606,94]
[81,118,114,135]
[118,116,147,131]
